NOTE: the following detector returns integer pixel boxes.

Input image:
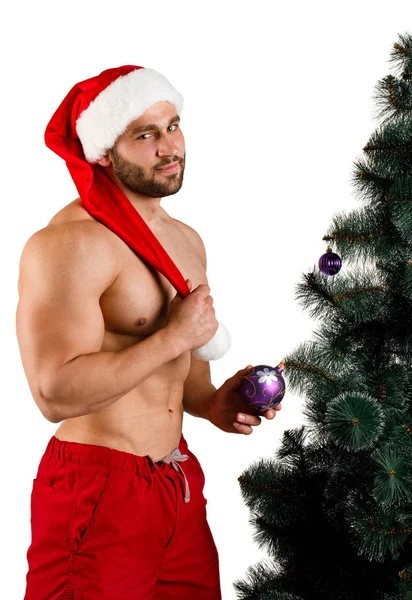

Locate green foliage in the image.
[372,446,412,505]
[236,31,412,600]
[324,391,385,451]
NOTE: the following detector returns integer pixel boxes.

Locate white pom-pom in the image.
[192,322,231,361]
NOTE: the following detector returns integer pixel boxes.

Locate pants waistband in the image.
[43,434,192,503]
[44,434,187,471]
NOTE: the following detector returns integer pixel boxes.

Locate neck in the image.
[124,190,164,227]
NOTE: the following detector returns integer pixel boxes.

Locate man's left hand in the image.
[206,366,282,434]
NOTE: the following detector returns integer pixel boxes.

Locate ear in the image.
[95,150,112,167]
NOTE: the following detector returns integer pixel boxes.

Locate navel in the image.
[135,317,147,327]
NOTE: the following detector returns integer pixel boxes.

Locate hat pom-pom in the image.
[192,322,231,361]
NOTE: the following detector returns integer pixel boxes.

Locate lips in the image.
[157,162,179,172]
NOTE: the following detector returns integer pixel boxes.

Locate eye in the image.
[136,124,179,140]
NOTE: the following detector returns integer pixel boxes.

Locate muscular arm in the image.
[180,222,217,419]
[16,223,183,423]
[183,351,217,420]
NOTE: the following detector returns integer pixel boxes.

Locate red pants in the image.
[23,434,222,599]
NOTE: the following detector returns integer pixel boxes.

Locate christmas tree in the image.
[234,31,412,600]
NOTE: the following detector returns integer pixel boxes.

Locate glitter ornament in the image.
[239,364,286,413]
[318,245,342,276]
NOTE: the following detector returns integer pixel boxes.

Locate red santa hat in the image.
[44,65,230,361]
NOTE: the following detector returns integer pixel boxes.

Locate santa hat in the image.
[44,65,230,361]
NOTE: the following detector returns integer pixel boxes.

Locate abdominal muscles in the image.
[54,330,191,460]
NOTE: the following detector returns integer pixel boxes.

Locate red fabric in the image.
[24,435,221,599]
[44,65,190,299]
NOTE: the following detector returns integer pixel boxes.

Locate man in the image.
[16,65,281,599]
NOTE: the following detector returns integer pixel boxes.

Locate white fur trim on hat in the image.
[192,322,231,361]
[76,68,184,163]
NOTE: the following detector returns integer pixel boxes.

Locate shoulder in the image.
[22,219,113,256]
[172,218,207,269]
[22,197,114,255]
[47,197,96,226]
[19,220,117,287]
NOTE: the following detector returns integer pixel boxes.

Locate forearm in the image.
[44,327,183,423]
[183,382,217,420]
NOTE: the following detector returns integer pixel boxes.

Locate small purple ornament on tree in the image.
[239,363,286,413]
[318,245,342,276]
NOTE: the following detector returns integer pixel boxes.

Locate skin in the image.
[98,101,281,435]
[96,101,186,226]
[18,100,281,455]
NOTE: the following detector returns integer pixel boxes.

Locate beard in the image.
[110,146,185,198]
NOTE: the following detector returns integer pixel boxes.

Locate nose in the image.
[157,132,179,157]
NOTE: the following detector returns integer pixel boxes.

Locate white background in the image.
[2,1,411,598]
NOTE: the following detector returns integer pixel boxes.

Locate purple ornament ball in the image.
[239,365,286,413]
[318,249,342,276]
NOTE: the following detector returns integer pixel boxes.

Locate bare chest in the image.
[49,198,207,350]
[100,217,206,350]
[49,198,207,456]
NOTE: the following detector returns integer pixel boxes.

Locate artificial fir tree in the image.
[235,31,412,600]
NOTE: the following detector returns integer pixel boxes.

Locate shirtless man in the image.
[18,104,212,459]
[17,65,280,599]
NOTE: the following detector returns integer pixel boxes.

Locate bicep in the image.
[179,222,213,394]
[16,226,116,408]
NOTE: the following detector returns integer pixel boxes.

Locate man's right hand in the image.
[164,279,219,353]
